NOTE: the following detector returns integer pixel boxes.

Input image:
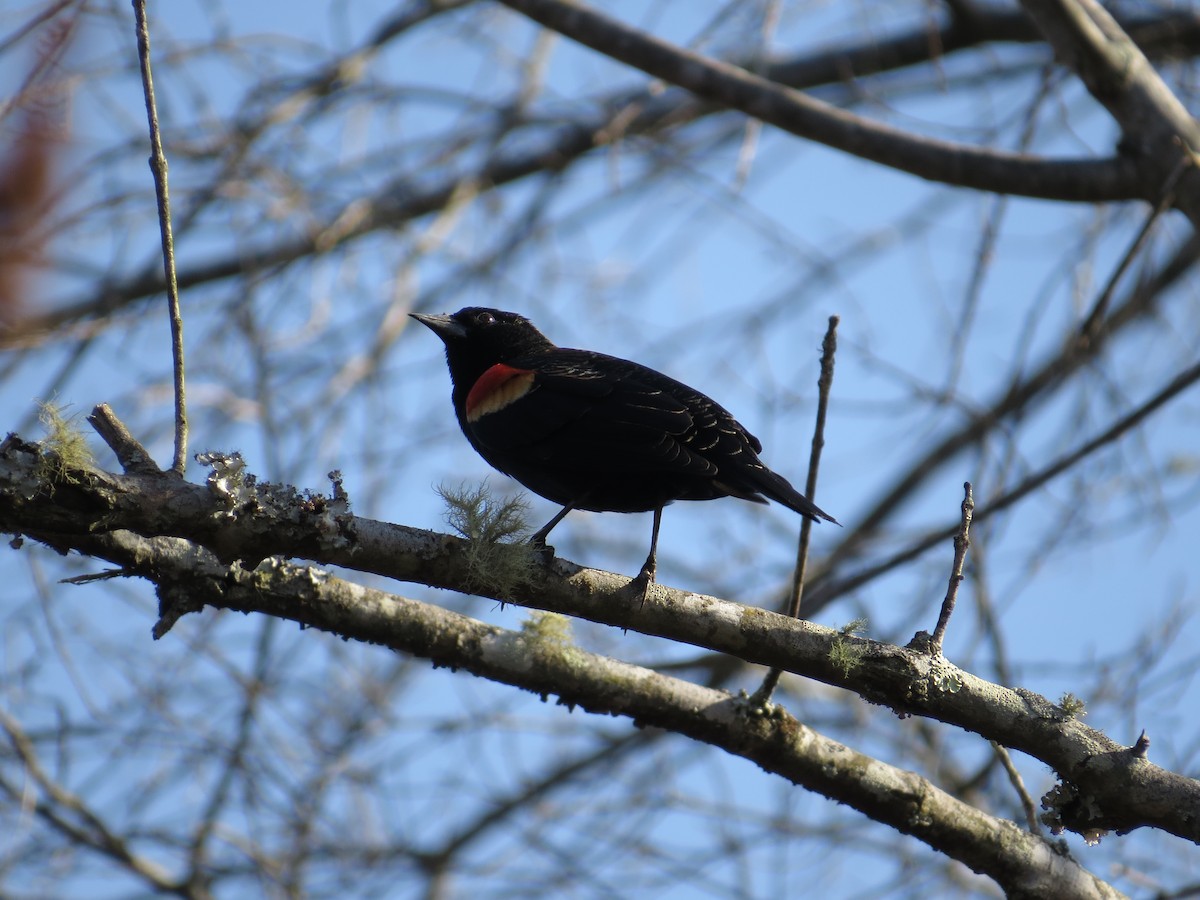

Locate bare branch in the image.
[928,482,975,656]
[0,421,1196,845]
[131,0,187,474]
[818,352,1200,606]
[497,0,1141,201]
[44,528,1127,898]
[1019,0,1200,223]
[753,314,839,704]
[809,231,1200,611]
[0,708,193,896]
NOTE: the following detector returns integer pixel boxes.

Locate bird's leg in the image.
[628,506,663,606]
[529,500,578,562]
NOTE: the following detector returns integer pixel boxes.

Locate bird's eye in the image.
[475,312,496,326]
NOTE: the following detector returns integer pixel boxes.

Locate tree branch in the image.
[0,420,1196,845]
[48,527,1124,898]
[131,0,187,474]
[1019,0,1200,224]
[496,0,1141,201]
[17,3,1200,347]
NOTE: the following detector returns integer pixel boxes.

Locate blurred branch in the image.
[184,617,275,888]
[1019,0,1200,225]
[0,708,200,897]
[807,228,1200,611]
[497,0,1141,200]
[16,3,1200,346]
[815,341,1200,607]
[418,730,654,884]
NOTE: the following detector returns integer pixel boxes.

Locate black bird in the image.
[411,307,837,599]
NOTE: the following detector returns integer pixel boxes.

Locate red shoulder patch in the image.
[466,363,536,422]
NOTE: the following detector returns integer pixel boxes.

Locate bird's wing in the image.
[468,350,753,476]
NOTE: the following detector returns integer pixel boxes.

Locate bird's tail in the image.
[751,467,839,525]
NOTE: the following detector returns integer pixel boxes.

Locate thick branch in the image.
[62,528,1122,899]
[1019,0,1200,224]
[0,428,1196,844]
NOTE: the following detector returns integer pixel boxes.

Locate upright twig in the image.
[751,315,839,707]
[132,0,187,475]
[786,315,839,621]
[930,482,975,656]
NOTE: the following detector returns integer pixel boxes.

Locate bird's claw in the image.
[528,536,555,564]
[627,561,657,607]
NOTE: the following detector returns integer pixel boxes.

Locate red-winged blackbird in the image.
[412,307,837,599]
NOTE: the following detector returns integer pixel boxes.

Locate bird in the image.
[411,306,837,602]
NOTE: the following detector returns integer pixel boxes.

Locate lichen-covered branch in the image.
[0,414,1196,847]
[49,527,1123,898]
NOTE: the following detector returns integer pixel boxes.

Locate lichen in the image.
[438,481,538,595]
[196,450,253,515]
[36,402,94,488]
[829,635,865,677]
[521,611,573,647]
[1058,692,1086,719]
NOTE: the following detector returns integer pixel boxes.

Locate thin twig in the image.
[788,315,839,621]
[751,315,839,706]
[816,352,1200,608]
[806,231,1200,615]
[990,741,1043,835]
[1079,146,1193,343]
[930,482,974,655]
[61,568,131,585]
[132,0,187,475]
[0,708,182,892]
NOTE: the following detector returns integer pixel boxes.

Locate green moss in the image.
[1058,692,1086,719]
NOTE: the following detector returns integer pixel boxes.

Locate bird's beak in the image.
[410,312,466,341]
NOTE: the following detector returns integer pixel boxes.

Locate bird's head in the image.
[410,307,555,390]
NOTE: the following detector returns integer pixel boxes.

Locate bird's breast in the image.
[465,363,536,422]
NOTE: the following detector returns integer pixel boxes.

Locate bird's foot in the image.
[527,535,555,565]
[627,559,657,607]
